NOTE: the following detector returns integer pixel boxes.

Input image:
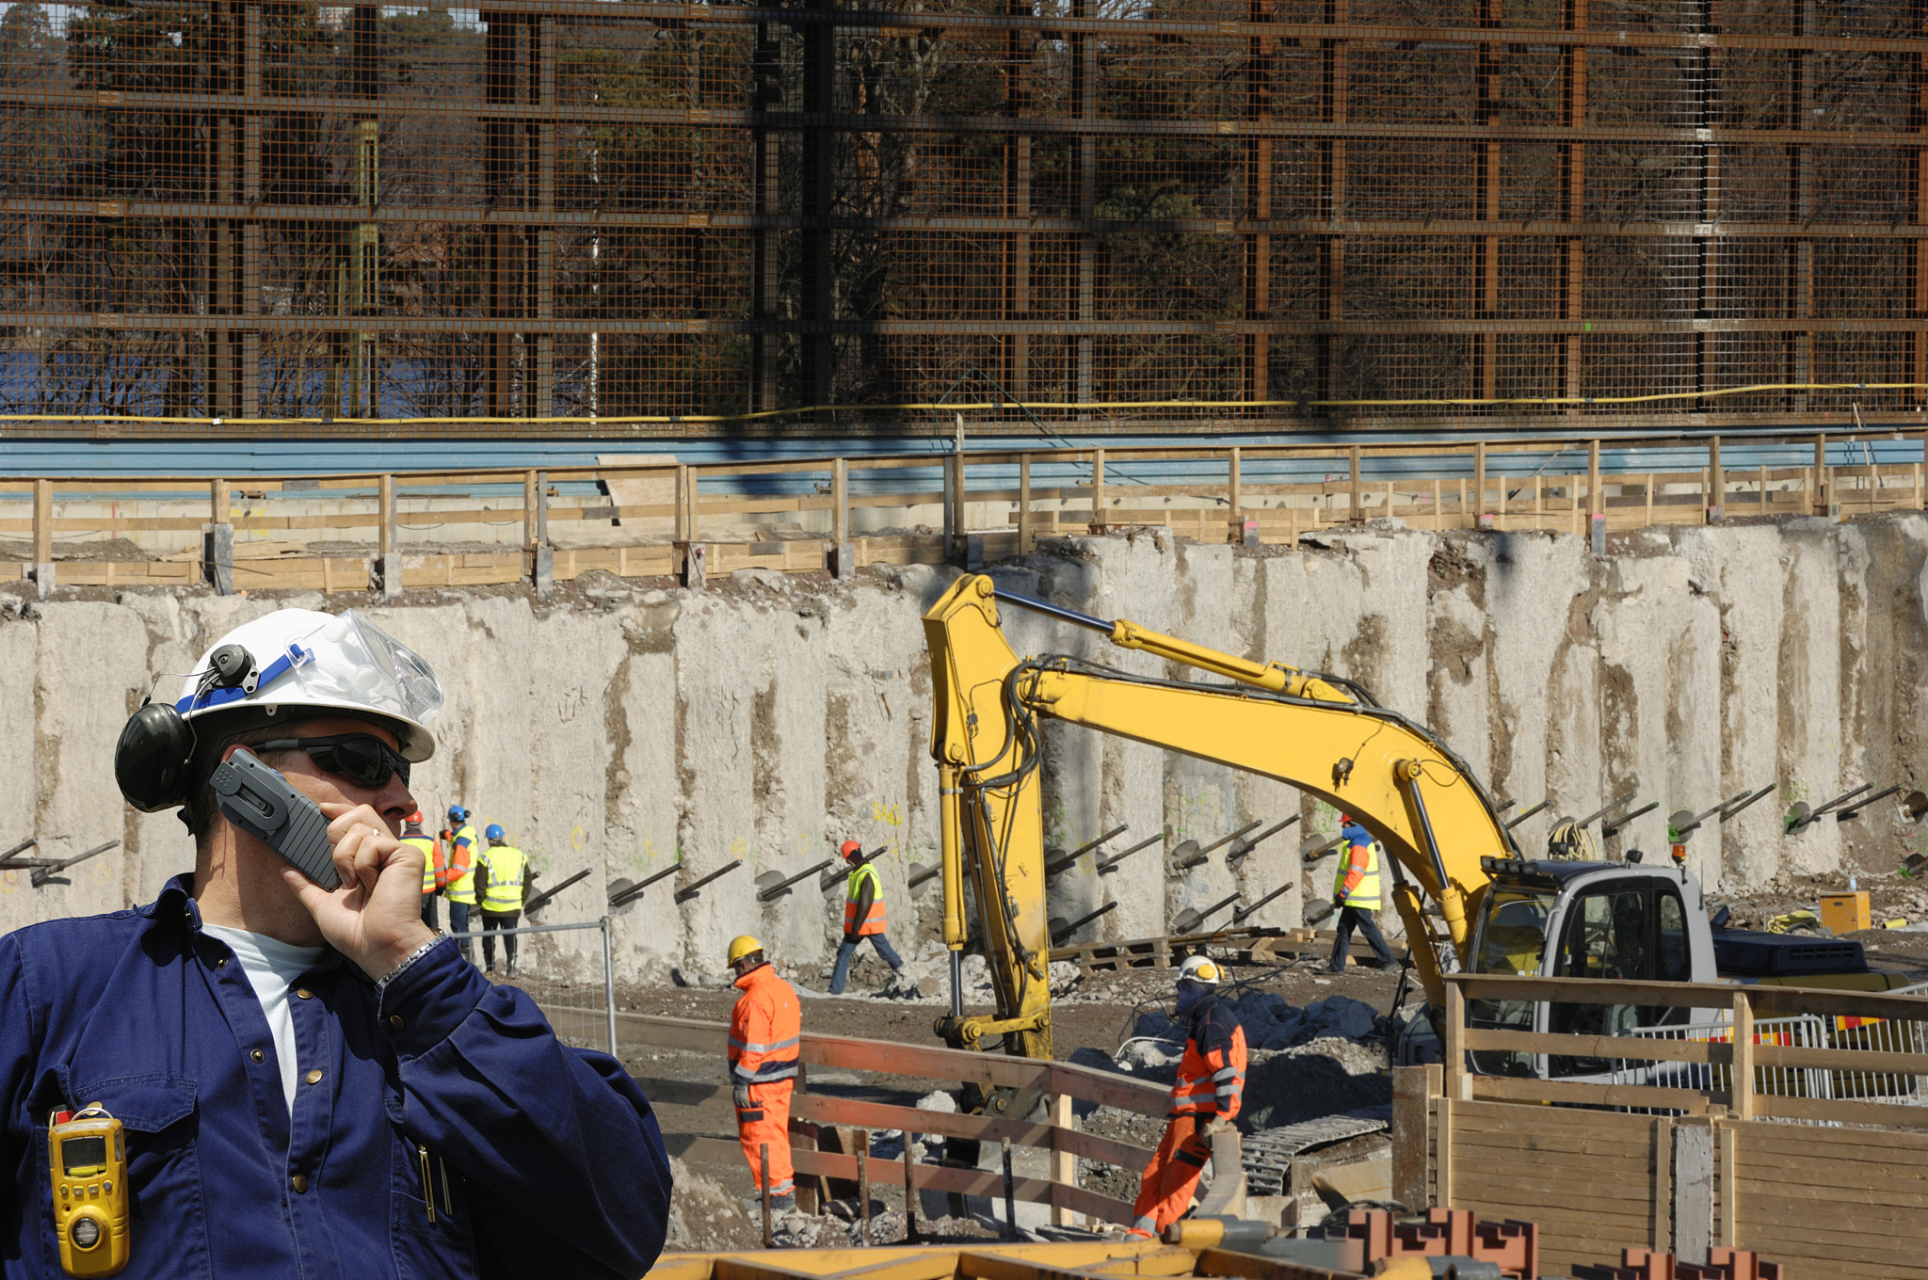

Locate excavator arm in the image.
[924,575,1518,1056]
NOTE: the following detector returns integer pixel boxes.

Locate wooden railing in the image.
[1397,973,1928,1276]
[572,1008,1170,1228]
[8,430,1927,596]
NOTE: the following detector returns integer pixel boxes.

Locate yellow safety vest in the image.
[1333,836,1383,910]
[445,825,479,904]
[481,844,526,914]
[405,836,439,894]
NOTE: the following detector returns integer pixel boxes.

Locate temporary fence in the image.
[451,916,618,1056]
[1,0,1926,435]
[10,429,1928,595]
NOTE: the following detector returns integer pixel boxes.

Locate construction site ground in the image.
[516,958,1404,1250]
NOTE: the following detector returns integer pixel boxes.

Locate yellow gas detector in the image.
[47,1104,129,1278]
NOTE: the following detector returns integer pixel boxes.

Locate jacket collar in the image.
[734,961,775,992]
[142,872,348,974]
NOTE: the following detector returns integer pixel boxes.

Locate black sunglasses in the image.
[256,734,411,791]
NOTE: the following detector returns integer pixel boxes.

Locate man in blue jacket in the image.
[0,607,671,1279]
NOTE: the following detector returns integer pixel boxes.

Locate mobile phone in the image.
[208,747,342,890]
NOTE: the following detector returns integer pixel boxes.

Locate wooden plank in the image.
[791,1148,1133,1225]
[1734,1179,1928,1214]
[1461,1026,1726,1065]
[789,1093,1153,1170]
[1754,1042,1928,1074]
[1731,1122,1928,1157]
[1750,1092,1928,1128]
[1467,1073,1719,1111]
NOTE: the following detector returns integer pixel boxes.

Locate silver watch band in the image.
[376,931,447,990]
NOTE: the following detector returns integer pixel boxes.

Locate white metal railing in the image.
[1612,1007,1928,1116]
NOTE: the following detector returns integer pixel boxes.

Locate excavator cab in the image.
[1464,859,1718,1078]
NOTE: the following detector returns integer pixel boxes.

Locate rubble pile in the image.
[662,1157,760,1252]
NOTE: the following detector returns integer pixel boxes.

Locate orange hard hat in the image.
[406,810,424,824]
[840,840,862,858]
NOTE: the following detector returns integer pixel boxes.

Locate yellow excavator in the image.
[922,573,1899,1075]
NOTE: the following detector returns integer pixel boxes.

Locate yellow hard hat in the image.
[727,935,765,965]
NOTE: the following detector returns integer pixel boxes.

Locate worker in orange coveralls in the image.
[728,933,801,1212]
[1129,954,1247,1236]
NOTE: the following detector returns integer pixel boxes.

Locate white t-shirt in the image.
[201,925,327,1117]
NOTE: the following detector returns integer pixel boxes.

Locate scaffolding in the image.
[2,0,1927,433]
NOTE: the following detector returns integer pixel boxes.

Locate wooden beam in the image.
[524,470,539,550]
[832,456,849,545]
[1019,453,1034,553]
[31,477,51,565]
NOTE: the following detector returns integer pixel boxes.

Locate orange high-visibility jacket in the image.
[842,862,887,937]
[1169,998,1247,1120]
[729,963,802,1086]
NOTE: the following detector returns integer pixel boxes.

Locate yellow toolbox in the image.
[1820,891,1872,935]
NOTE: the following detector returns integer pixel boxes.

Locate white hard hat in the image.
[175,609,443,761]
[1177,955,1223,987]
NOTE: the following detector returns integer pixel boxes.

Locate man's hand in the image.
[1332,894,1345,909]
[283,802,435,980]
[843,932,857,946]
[1195,1115,1226,1139]
[733,1085,752,1109]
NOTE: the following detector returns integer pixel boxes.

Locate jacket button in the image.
[216,958,227,969]
[291,1174,308,1194]
[388,1015,404,1031]
[295,988,313,1000]
[306,1069,323,1085]
[251,1049,264,1063]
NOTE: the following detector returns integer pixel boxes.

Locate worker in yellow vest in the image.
[402,811,445,930]
[477,823,528,978]
[828,841,903,994]
[444,804,479,962]
[1328,815,1395,974]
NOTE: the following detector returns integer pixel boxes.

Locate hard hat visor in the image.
[178,609,443,761]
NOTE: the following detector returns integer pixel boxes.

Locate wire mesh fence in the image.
[2,0,1928,431]
[447,917,618,1055]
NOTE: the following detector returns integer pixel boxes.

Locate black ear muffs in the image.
[115,644,260,813]
[115,702,198,812]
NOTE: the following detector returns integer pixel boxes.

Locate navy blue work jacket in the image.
[0,876,671,1279]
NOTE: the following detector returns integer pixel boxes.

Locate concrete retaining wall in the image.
[3,514,1924,983]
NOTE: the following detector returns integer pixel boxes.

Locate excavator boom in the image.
[924,575,1518,1053]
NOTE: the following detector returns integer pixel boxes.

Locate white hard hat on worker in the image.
[175,608,442,759]
[115,607,443,816]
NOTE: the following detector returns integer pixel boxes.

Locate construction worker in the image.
[445,803,478,961]
[829,840,905,995]
[728,934,800,1212]
[403,810,445,930]
[1129,955,1246,1236]
[478,823,527,978]
[1329,815,1396,974]
[2,607,671,1275]
[1546,818,1599,861]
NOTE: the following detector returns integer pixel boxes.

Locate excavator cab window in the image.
[1466,885,1557,1076]
[1548,879,1691,1076]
